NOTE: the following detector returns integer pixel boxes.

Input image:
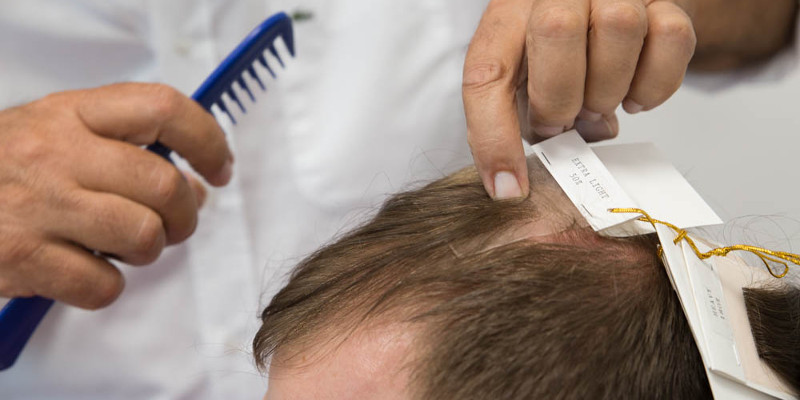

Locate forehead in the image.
[259,156,597,400]
[265,323,417,400]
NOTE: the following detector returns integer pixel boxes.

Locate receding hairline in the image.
[256,157,655,366]
[256,155,625,362]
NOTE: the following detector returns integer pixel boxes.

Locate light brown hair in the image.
[254,157,799,399]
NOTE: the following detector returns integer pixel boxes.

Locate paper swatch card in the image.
[680,236,743,383]
[530,132,639,232]
[593,143,722,231]
[530,131,722,236]
[659,225,795,400]
[531,132,796,399]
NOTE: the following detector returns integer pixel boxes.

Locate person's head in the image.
[254,157,800,399]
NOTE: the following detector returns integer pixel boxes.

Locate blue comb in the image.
[148,11,295,159]
[0,11,294,371]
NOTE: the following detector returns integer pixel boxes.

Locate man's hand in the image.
[464,0,696,199]
[0,83,233,309]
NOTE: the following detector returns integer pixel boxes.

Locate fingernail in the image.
[577,108,602,122]
[531,124,565,138]
[622,99,644,114]
[493,171,523,200]
[575,118,615,141]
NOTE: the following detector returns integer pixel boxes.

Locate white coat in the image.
[2,1,800,399]
[0,0,488,398]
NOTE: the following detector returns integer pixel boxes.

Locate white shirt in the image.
[2,1,800,398]
[0,0,487,398]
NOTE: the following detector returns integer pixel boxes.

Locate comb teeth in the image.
[214,38,292,125]
[247,65,266,91]
[258,54,277,78]
[237,77,255,102]
[178,12,295,128]
[227,88,246,113]
[173,12,295,128]
[217,101,236,124]
[269,45,285,68]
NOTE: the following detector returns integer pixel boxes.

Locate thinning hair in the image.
[254,158,799,399]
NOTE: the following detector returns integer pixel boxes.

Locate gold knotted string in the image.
[609,208,800,279]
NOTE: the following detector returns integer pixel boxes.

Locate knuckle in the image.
[6,134,50,166]
[85,273,124,310]
[2,183,38,218]
[153,167,185,207]
[651,15,696,51]
[530,7,586,41]
[2,103,75,169]
[0,233,41,267]
[144,84,184,125]
[468,131,508,151]
[463,60,514,93]
[36,92,69,108]
[593,3,647,37]
[130,212,165,264]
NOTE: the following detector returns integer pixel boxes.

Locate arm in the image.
[691,0,799,70]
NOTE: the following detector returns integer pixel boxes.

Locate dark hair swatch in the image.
[744,285,800,392]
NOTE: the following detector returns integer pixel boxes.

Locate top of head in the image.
[255,156,798,400]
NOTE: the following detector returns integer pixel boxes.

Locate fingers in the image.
[76,83,234,187]
[463,0,532,199]
[0,82,221,310]
[71,138,198,245]
[48,190,168,265]
[575,112,619,142]
[624,2,696,113]
[465,0,693,197]
[36,242,124,309]
[526,0,590,137]
[527,0,692,139]
[183,172,208,208]
[0,233,124,309]
[579,0,647,140]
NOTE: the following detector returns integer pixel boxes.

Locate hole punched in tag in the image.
[609,208,800,279]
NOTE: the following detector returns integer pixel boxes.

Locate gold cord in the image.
[609,208,799,279]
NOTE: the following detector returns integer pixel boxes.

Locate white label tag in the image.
[593,144,722,230]
[690,258,733,340]
[682,242,743,381]
[657,226,745,391]
[531,131,638,231]
[530,133,721,236]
